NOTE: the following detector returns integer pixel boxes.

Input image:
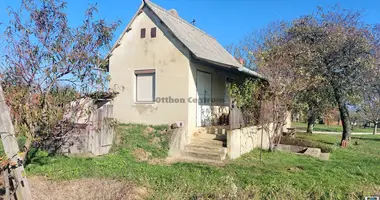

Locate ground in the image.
[30,176,147,200]
[293,122,374,133]
[16,124,380,199]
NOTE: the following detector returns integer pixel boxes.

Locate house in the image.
[106,0,264,152]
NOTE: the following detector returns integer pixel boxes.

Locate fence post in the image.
[0,86,32,199]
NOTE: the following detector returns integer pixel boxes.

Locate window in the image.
[135,69,156,102]
[140,28,146,38]
[151,27,157,38]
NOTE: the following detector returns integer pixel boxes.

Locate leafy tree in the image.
[0,0,120,159]
[294,86,335,133]
[288,7,374,146]
[230,22,313,150]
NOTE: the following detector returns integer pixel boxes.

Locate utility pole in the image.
[0,85,32,200]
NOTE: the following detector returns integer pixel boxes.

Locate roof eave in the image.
[103,2,145,61]
[195,56,265,80]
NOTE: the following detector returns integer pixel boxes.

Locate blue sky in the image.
[0,0,379,49]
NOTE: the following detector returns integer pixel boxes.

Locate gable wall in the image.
[109,6,191,127]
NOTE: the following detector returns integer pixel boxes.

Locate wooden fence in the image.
[56,100,114,156]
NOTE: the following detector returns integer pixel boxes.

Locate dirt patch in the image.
[132,148,152,161]
[29,176,148,200]
[143,127,155,137]
[287,166,304,172]
[150,137,161,145]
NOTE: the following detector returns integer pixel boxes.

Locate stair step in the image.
[191,138,224,146]
[172,156,224,165]
[185,144,223,152]
[182,149,223,161]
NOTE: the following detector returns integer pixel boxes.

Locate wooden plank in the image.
[0,86,32,199]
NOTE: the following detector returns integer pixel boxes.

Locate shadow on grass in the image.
[351,136,380,142]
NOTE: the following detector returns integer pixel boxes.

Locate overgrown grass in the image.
[25,124,380,199]
[293,122,374,133]
[110,124,170,158]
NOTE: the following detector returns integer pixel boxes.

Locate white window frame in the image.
[134,69,156,103]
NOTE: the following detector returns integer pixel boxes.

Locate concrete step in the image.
[194,126,229,136]
[191,138,225,146]
[181,149,224,161]
[196,133,227,140]
[166,156,225,166]
[195,133,217,140]
[185,144,223,152]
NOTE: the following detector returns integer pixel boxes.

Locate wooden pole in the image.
[260,126,264,162]
[3,167,10,200]
[0,85,32,200]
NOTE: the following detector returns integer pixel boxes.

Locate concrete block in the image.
[304,148,321,158]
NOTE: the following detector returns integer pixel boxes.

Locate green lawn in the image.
[293,122,374,133]
[25,124,380,199]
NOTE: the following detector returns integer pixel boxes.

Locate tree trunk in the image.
[373,122,377,135]
[334,89,351,147]
[306,109,316,134]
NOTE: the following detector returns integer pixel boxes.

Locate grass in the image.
[22,124,380,199]
[293,122,374,133]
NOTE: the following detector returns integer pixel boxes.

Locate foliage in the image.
[287,6,375,144]
[232,6,377,146]
[0,0,120,158]
[227,78,264,125]
[24,125,380,199]
[294,86,336,133]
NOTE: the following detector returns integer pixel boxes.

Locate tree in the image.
[287,7,374,146]
[356,24,380,135]
[357,90,380,135]
[294,86,335,133]
[229,22,313,150]
[1,0,120,160]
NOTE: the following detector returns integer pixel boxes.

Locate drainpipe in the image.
[237,67,266,81]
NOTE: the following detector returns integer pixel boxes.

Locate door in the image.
[196,70,212,126]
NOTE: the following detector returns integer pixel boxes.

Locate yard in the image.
[293,122,374,133]
[19,124,380,199]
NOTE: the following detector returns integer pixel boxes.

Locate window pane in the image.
[141,28,146,38]
[151,27,157,38]
[136,73,155,102]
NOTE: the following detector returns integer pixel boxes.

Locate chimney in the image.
[239,58,245,65]
[168,9,179,17]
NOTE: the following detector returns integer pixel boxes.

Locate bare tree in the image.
[357,90,380,135]
[357,24,380,135]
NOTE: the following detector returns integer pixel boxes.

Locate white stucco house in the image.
[106,0,263,140]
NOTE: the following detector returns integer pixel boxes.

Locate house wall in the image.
[109,7,191,128]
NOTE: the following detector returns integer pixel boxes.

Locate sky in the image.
[0,0,379,50]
